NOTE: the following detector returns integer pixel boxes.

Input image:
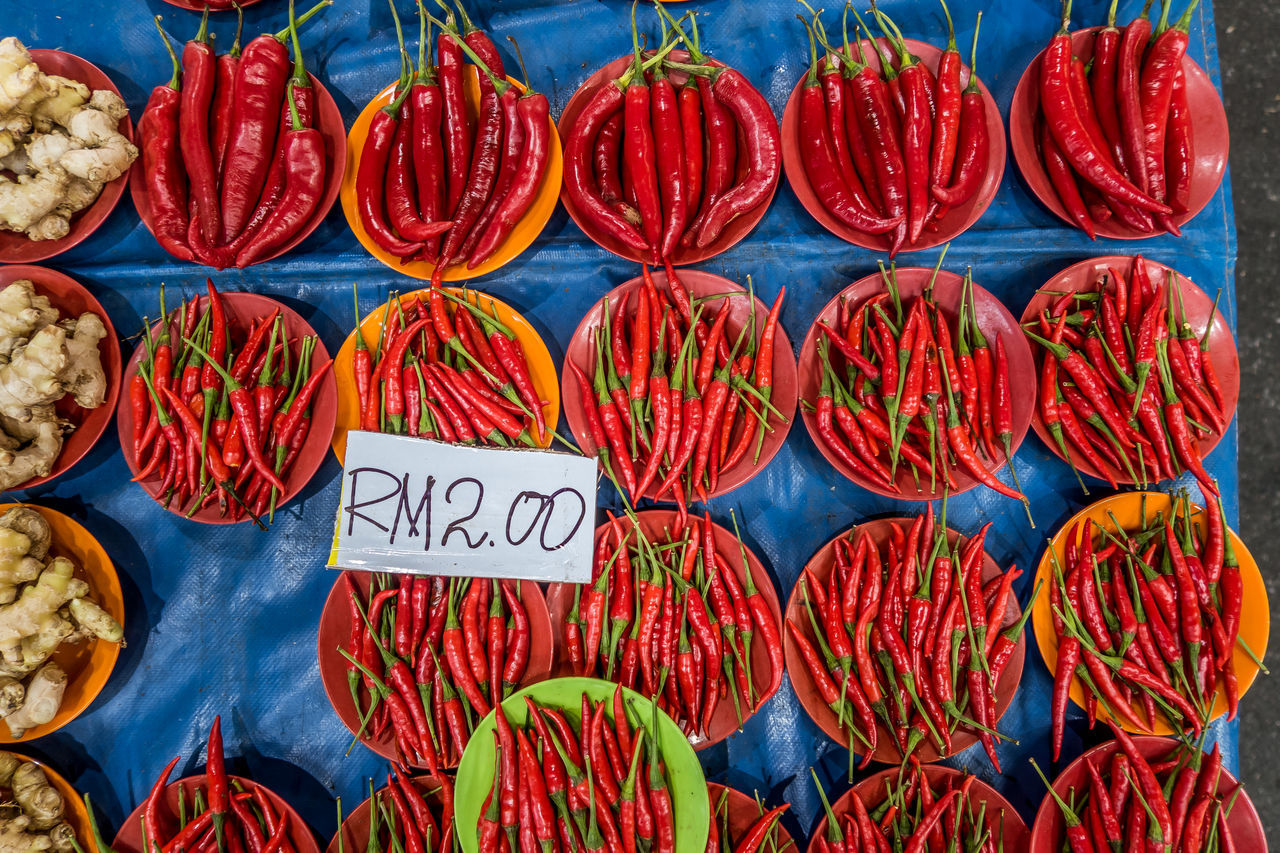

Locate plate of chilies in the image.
[781,30,1005,256]
[0,266,122,491]
[797,265,1035,502]
[329,286,561,464]
[1032,491,1268,740]
[113,773,320,853]
[1029,734,1265,853]
[545,508,785,751]
[705,783,794,853]
[131,11,346,268]
[1009,19,1228,240]
[317,570,555,771]
[560,267,796,506]
[341,69,562,282]
[557,41,781,267]
[784,513,1027,768]
[117,289,338,526]
[810,760,1030,852]
[1021,255,1239,489]
[452,677,710,853]
[325,770,455,853]
[0,50,133,265]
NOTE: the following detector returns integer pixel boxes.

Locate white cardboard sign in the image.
[328,431,596,583]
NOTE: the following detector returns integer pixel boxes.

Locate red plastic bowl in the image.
[557,51,779,266]
[706,783,796,851]
[561,269,797,503]
[317,571,555,769]
[326,774,453,853]
[1021,255,1239,485]
[808,764,1030,852]
[117,291,337,523]
[0,266,122,491]
[1010,27,1228,240]
[545,509,784,751]
[130,73,346,267]
[113,773,320,853]
[782,38,1005,254]
[0,50,133,264]
[784,518,1025,765]
[1029,736,1266,853]
[798,267,1035,499]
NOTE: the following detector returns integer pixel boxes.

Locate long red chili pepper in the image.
[357,80,429,257]
[142,20,194,262]
[179,9,221,247]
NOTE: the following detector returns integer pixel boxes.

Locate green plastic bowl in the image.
[455,676,709,853]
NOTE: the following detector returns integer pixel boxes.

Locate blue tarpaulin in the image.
[5,0,1237,845]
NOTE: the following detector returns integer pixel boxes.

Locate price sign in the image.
[328,431,597,583]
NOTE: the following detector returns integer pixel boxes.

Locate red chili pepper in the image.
[434,13,472,219]
[142,20,194,262]
[220,14,307,242]
[235,80,327,266]
[932,19,988,210]
[179,9,221,247]
[357,79,429,258]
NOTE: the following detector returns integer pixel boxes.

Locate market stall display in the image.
[0,0,1252,850]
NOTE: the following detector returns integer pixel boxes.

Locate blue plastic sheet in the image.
[5,0,1237,845]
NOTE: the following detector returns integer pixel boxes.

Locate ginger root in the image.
[11,763,61,830]
[0,37,136,242]
[0,279,109,491]
[0,753,77,852]
[4,663,65,737]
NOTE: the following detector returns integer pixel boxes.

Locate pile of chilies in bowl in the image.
[1025,257,1230,491]
[1046,488,1245,757]
[562,5,781,263]
[122,716,311,853]
[787,506,1031,771]
[807,264,1028,506]
[1032,734,1245,853]
[352,285,548,446]
[794,4,991,254]
[567,268,787,509]
[341,769,455,853]
[480,692,681,853]
[128,281,331,526]
[356,2,552,270]
[338,572,533,771]
[142,2,333,268]
[810,761,1020,853]
[1033,0,1200,237]
[562,511,782,742]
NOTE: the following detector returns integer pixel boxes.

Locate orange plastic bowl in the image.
[797,267,1035,499]
[1032,492,1269,734]
[545,509,784,751]
[317,571,555,769]
[1010,28,1228,239]
[113,774,320,853]
[132,72,345,267]
[341,72,562,281]
[0,50,132,264]
[0,503,124,743]
[117,292,337,524]
[785,518,1024,765]
[1029,736,1266,853]
[1021,256,1239,486]
[1,756,96,848]
[808,764,1029,853]
[782,39,1005,254]
[557,51,779,266]
[560,269,796,502]
[330,287,560,463]
[0,266,122,491]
